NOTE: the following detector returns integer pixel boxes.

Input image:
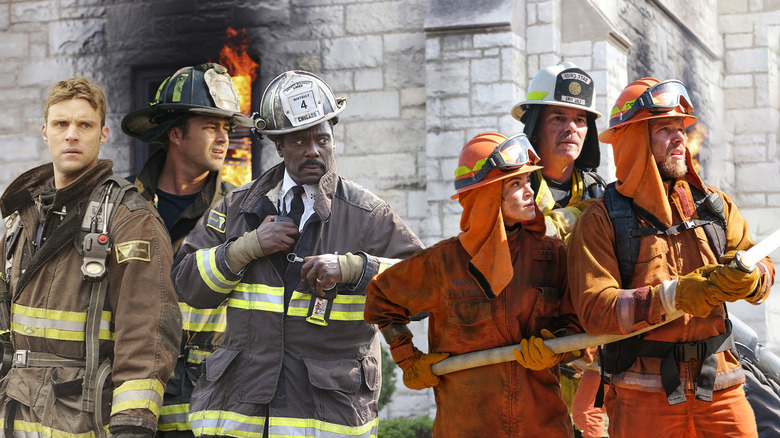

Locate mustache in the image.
[299,159,326,171]
[557,133,579,143]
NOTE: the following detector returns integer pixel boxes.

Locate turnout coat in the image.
[172,162,422,438]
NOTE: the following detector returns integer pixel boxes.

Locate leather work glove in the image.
[513,329,562,370]
[401,352,450,390]
[708,263,759,302]
[672,265,723,317]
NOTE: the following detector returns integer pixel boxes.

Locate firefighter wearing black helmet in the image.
[122,63,252,438]
[170,70,423,438]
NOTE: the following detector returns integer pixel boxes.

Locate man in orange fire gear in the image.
[122,63,253,437]
[512,61,608,437]
[567,78,774,437]
[365,132,581,438]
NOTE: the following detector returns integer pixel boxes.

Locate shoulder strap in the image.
[79,176,133,429]
[603,183,658,286]
[691,186,727,259]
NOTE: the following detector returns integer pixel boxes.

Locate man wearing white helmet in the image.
[171,70,423,438]
[511,61,605,243]
[512,62,608,438]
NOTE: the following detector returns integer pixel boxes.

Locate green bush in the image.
[378,346,397,412]
[378,416,434,438]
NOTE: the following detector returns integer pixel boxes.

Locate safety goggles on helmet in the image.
[611,80,694,128]
[454,133,540,190]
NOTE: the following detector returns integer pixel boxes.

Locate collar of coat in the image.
[0,159,114,217]
[239,160,339,222]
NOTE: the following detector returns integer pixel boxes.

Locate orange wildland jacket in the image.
[567,179,773,393]
[365,229,580,438]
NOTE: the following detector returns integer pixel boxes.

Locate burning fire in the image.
[217,27,259,187]
[219,27,259,114]
[686,124,707,174]
[222,145,253,187]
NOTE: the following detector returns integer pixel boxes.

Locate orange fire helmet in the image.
[451,132,542,199]
[599,78,697,143]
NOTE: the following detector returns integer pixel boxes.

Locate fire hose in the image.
[431,227,780,376]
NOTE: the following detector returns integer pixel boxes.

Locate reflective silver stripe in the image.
[269,417,378,438]
[158,403,190,431]
[1,418,109,437]
[196,248,239,293]
[189,410,266,436]
[11,303,113,342]
[179,302,227,333]
[111,379,164,416]
[226,283,284,312]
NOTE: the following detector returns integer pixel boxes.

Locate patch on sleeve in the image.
[207,210,227,233]
[115,240,151,264]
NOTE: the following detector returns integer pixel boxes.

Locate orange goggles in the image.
[611,80,695,128]
[454,133,540,190]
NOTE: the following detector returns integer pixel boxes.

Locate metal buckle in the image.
[681,220,695,230]
[12,350,28,367]
[674,342,705,362]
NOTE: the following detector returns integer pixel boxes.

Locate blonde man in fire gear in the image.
[567,77,774,437]
[365,132,582,438]
[171,70,423,438]
[0,78,181,436]
[122,63,253,438]
[511,61,608,438]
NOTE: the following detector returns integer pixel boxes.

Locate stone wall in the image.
[1,0,780,421]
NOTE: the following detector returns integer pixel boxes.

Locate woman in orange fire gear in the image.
[567,78,774,437]
[365,132,581,438]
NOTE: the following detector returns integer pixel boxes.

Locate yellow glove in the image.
[708,263,759,302]
[401,352,450,390]
[673,265,722,317]
[513,329,562,370]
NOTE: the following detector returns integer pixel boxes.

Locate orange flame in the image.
[219,27,259,114]
[686,124,707,174]
[222,144,253,187]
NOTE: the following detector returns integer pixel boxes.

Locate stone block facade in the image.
[1,0,779,419]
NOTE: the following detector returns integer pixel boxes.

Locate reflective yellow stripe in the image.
[172,73,189,103]
[270,416,378,438]
[179,302,228,333]
[0,418,109,438]
[287,292,366,321]
[526,91,548,101]
[227,283,284,312]
[158,402,191,431]
[189,410,266,437]
[189,412,377,438]
[11,303,113,342]
[375,257,400,275]
[196,248,239,293]
[454,157,488,177]
[111,379,164,417]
